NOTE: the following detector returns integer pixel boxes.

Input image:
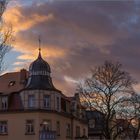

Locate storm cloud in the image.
[3,0,140,95]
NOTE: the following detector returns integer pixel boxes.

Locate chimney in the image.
[20,69,27,84]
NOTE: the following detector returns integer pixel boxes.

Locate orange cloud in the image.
[17,54,35,61]
[13,61,26,66]
[16,47,66,60]
[3,6,66,65]
[3,6,54,33]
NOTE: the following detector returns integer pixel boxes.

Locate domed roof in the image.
[29,51,51,73]
[25,49,58,91]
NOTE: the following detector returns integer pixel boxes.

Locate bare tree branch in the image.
[0,0,12,73]
[77,61,136,140]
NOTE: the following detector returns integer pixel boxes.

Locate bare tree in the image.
[78,61,135,140]
[0,0,12,73]
[0,0,7,18]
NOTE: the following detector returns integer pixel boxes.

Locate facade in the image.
[0,49,88,140]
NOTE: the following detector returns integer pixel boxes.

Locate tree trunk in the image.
[134,119,140,140]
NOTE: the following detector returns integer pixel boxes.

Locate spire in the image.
[38,35,42,59]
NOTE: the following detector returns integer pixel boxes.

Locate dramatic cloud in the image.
[3,1,140,95]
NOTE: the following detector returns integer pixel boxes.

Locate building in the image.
[86,110,136,140]
[86,110,104,140]
[0,49,88,140]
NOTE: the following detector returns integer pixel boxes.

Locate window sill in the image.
[75,136,88,139]
[75,136,81,139]
[42,107,51,110]
[66,136,72,138]
[0,133,8,136]
[25,133,35,135]
[27,107,36,109]
[1,109,8,111]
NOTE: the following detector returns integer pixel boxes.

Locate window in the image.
[8,81,16,87]
[56,97,60,111]
[1,97,8,110]
[25,120,34,134]
[43,95,50,109]
[61,98,66,112]
[71,101,77,111]
[66,123,71,137]
[28,95,35,108]
[41,120,51,131]
[83,128,86,136]
[89,119,95,128]
[76,126,80,137]
[56,121,60,136]
[0,121,8,134]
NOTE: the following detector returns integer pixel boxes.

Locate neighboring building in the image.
[0,49,88,140]
[86,110,136,140]
[86,110,104,140]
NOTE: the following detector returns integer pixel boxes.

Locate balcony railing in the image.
[39,130,56,140]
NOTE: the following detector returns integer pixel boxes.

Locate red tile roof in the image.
[0,70,28,94]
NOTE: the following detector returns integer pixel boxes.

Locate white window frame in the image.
[1,97,8,110]
[66,123,71,137]
[43,95,50,109]
[25,120,34,134]
[28,95,35,108]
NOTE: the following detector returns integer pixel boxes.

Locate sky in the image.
[2,0,140,95]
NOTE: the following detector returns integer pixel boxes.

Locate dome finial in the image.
[38,35,42,59]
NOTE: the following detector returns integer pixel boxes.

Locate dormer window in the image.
[1,96,8,110]
[8,81,16,87]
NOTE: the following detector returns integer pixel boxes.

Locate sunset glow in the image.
[2,0,140,95]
